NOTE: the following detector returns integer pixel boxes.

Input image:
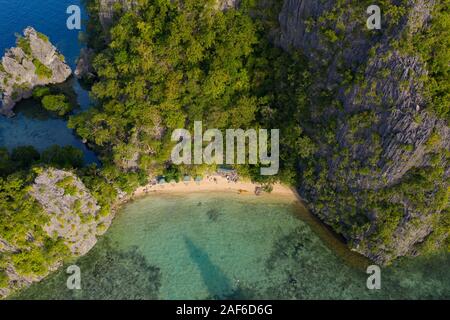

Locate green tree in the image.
[40,145,84,168]
[41,94,72,116]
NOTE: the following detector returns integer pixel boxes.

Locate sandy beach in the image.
[133,175,296,198]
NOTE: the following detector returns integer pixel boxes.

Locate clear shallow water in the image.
[0,0,98,164]
[16,193,450,300]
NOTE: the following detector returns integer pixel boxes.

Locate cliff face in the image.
[276,0,449,264]
[0,169,112,298]
[31,169,113,256]
[0,27,71,116]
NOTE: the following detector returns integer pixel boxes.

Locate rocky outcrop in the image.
[0,169,113,298]
[31,169,113,255]
[75,47,96,81]
[276,0,448,264]
[0,27,72,116]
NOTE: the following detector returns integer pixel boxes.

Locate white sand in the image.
[133,175,295,197]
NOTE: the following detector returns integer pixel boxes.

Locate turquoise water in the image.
[16,192,450,300]
[0,0,98,164]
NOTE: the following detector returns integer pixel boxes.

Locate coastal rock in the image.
[75,47,96,81]
[277,0,448,264]
[0,27,71,116]
[30,169,113,255]
[0,169,113,299]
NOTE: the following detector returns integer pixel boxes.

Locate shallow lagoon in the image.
[16,192,450,300]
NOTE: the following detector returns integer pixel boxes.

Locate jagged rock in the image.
[0,27,72,116]
[75,47,96,80]
[0,169,114,298]
[31,169,113,255]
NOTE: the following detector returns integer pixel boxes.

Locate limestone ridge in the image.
[30,169,113,256]
[0,27,72,116]
[277,0,449,263]
[0,169,113,298]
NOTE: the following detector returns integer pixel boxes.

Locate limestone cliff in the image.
[0,169,113,299]
[276,0,449,264]
[0,27,72,116]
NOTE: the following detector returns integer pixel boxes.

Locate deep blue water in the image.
[0,0,98,164]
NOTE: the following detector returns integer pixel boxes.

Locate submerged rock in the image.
[0,27,71,116]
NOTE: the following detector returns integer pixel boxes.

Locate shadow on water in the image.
[183,237,233,299]
[14,98,55,121]
[289,191,371,271]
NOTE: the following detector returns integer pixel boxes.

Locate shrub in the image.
[0,270,9,288]
[41,94,72,116]
[41,145,84,168]
[36,32,49,43]
[17,36,31,56]
[32,86,51,99]
[33,59,53,79]
[11,146,40,169]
